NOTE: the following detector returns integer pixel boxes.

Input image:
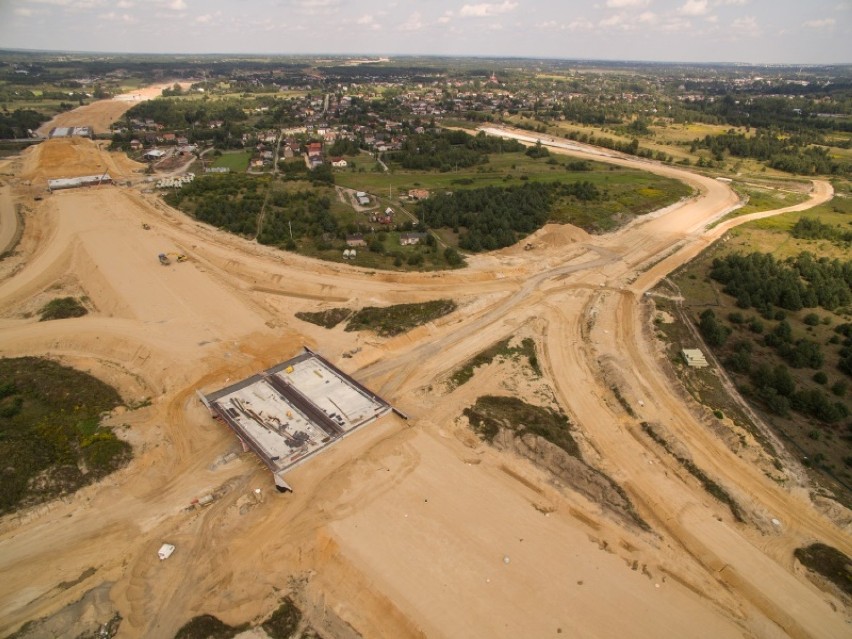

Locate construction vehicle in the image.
[142,223,151,230]
[158,253,171,265]
[176,254,188,263]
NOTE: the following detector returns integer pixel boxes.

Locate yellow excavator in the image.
[158,252,188,265]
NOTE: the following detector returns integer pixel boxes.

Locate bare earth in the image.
[35,83,181,137]
[0,120,849,639]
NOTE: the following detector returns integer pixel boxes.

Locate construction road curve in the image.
[0,123,847,639]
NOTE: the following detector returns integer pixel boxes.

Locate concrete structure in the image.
[48,125,93,139]
[47,174,112,191]
[143,149,167,161]
[400,232,427,246]
[682,348,709,368]
[201,348,397,491]
[156,173,195,189]
[158,543,176,560]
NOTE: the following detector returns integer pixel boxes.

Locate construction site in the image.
[0,86,849,639]
[201,348,395,490]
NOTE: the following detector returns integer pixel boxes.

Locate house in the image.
[162,133,176,143]
[346,233,367,247]
[400,232,427,246]
[331,157,347,168]
[408,188,430,200]
[307,142,322,158]
[250,158,264,169]
[129,139,142,151]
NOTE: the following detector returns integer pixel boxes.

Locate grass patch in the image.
[449,337,540,389]
[793,543,852,596]
[38,297,87,321]
[641,422,744,522]
[211,150,251,172]
[295,307,352,329]
[0,357,129,514]
[345,299,456,337]
[174,615,247,639]
[262,597,302,639]
[464,395,578,456]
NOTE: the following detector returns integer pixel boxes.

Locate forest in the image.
[418,180,600,251]
[709,252,852,313]
[692,130,847,175]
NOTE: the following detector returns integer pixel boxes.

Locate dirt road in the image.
[35,83,181,137]
[0,124,848,638]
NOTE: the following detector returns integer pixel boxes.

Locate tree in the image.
[699,309,730,347]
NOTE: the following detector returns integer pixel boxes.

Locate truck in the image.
[158,253,170,265]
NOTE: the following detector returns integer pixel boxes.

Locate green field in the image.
[211,150,251,172]
[337,151,692,233]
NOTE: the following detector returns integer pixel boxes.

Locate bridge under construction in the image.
[200,348,398,491]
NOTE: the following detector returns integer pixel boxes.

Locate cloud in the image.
[459,2,518,17]
[437,11,453,24]
[356,14,381,30]
[803,18,836,28]
[731,15,761,35]
[660,17,692,31]
[399,11,424,31]
[678,0,709,15]
[14,7,36,16]
[605,0,649,7]
[116,0,134,7]
[166,0,186,10]
[99,11,137,23]
[567,18,595,32]
[600,13,625,27]
[30,0,107,8]
[195,14,212,23]
[638,11,658,24]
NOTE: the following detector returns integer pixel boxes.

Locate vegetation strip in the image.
[465,395,649,531]
[641,422,744,522]
[449,337,540,389]
[793,543,852,596]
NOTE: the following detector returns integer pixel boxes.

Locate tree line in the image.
[386,129,524,172]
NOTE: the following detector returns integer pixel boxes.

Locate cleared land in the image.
[0,116,848,639]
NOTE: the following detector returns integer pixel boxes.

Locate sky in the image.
[0,0,849,65]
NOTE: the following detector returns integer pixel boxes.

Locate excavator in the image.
[158,252,188,265]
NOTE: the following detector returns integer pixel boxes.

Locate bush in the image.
[262,598,302,639]
[803,313,821,326]
[39,297,87,321]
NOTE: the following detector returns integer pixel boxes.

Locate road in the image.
[0,126,847,639]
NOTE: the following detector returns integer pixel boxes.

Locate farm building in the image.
[200,348,397,491]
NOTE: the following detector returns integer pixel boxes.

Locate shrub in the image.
[39,297,87,321]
